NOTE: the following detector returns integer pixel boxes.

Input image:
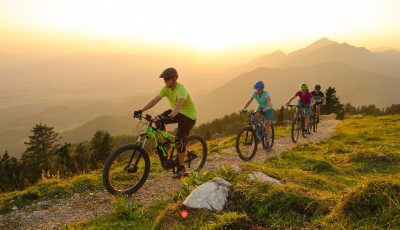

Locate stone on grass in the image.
[183,177,231,212]
[248,172,282,185]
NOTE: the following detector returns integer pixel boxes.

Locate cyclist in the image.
[311,84,325,123]
[240,80,274,150]
[134,67,197,179]
[286,83,314,133]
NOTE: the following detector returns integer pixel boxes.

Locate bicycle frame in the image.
[130,116,179,171]
[249,113,266,141]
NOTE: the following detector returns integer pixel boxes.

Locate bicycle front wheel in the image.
[184,135,208,173]
[291,118,300,143]
[102,144,150,196]
[236,126,258,161]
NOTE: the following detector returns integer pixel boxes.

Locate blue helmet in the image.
[253,81,265,90]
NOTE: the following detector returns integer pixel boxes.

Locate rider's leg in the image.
[173,114,196,178]
[305,105,311,129]
[263,108,274,143]
[264,120,271,142]
[305,115,310,128]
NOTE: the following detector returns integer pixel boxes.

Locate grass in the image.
[0,172,102,214]
[152,115,400,229]
[6,115,400,229]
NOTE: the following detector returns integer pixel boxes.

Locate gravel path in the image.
[0,118,340,230]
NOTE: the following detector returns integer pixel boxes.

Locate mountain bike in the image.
[310,105,318,132]
[287,104,309,143]
[311,104,323,132]
[235,110,274,161]
[103,113,207,196]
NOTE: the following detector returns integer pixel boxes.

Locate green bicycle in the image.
[102,113,207,196]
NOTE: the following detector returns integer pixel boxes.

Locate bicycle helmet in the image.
[315,84,321,90]
[254,81,265,90]
[300,83,308,90]
[159,67,178,79]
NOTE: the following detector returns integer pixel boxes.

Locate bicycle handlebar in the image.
[133,113,157,122]
[286,104,298,108]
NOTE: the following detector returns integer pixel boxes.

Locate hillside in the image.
[71,115,400,229]
[197,62,400,122]
[1,115,398,229]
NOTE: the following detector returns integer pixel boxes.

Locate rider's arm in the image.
[141,96,162,112]
[286,95,297,105]
[170,98,185,117]
[311,97,315,106]
[263,97,272,112]
[242,97,254,110]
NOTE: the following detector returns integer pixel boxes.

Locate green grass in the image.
[0,172,102,214]
[153,115,400,229]
[7,115,400,229]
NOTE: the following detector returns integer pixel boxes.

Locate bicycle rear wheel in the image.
[184,135,207,173]
[313,116,318,132]
[236,126,258,161]
[102,144,150,196]
[262,124,274,152]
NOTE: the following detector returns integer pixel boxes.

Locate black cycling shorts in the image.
[155,109,196,153]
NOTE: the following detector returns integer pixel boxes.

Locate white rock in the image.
[248,172,282,185]
[183,177,231,212]
[233,165,242,173]
[89,193,95,196]
[11,206,18,211]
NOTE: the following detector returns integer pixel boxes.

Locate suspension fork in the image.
[124,135,148,172]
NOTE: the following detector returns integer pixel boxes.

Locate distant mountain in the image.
[60,115,134,143]
[236,50,286,73]
[239,38,400,79]
[375,50,400,65]
[196,62,400,122]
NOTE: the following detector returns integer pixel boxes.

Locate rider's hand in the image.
[133,110,143,118]
[285,102,290,106]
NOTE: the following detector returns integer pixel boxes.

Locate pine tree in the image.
[56,142,74,175]
[21,123,61,182]
[277,106,285,126]
[90,130,113,169]
[74,143,89,173]
[322,87,345,119]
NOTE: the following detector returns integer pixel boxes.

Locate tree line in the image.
[0,125,117,192]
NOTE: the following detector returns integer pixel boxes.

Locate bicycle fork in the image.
[124,135,148,173]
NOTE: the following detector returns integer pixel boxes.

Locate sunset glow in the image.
[1,0,400,52]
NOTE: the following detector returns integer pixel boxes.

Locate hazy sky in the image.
[1,0,400,55]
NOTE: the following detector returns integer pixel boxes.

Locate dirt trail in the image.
[0,119,340,230]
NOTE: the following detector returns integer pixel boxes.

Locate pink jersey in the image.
[295,91,312,104]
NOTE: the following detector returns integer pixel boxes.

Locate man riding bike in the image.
[311,84,325,123]
[133,67,197,179]
[286,83,314,133]
[240,80,274,150]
